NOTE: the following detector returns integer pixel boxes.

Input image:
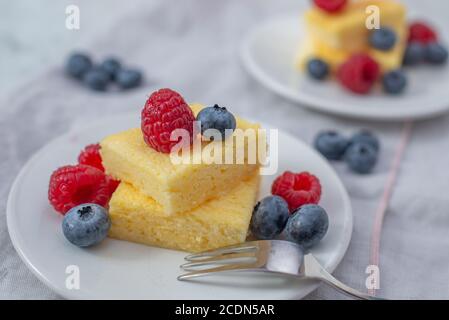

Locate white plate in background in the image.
[241,15,449,121]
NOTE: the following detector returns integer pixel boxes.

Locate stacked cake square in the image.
[296,0,407,72]
[101,104,261,252]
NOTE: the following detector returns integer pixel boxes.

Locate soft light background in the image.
[1,0,449,299]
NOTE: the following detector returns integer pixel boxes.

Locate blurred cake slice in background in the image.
[296,0,407,72]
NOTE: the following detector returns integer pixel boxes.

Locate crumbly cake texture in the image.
[108,173,260,252]
[100,104,261,215]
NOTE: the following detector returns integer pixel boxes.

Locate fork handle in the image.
[303,254,383,300]
[316,273,382,300]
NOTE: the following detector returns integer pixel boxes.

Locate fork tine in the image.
[184,242,258,261]
[181,252,256,271]
[177,263,253,281]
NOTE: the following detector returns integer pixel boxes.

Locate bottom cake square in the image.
[108,174,260,252]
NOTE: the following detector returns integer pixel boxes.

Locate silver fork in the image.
[178,240,381,300]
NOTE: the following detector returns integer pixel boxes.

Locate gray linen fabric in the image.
[1,0,449,299]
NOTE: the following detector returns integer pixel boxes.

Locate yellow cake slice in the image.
[296,0,407,72]
[100,104,262,215]
[108,173,260,252]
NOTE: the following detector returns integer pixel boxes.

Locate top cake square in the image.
[100,105,261,214]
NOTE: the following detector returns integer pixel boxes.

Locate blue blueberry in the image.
[62,204,111,248]
[66,52,93,79]
[350,130,380,151]
[196,104,237,141]
[314,130,349,161]
[307,58,329,80]
[369,28,397,51]
[82,68,110,91]
[344,142,378,174]
[425,43,448,65]
[116,69,143,89]
[382,70,407,94]
[285,204,329,249]
[100,57,121,80]
[250,196,290,240]
[403,42,425,66]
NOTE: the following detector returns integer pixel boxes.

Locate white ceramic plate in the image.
[7,113,352,299]
[241,15,449,121]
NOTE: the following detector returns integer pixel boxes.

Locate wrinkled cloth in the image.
[1,0,449,299]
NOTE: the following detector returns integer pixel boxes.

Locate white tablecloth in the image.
[1,0,449,299]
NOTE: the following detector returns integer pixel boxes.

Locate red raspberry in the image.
[313,0,347,13]
[337,54,380,94]
[408,22,437,44]
[78,143,104,171]
[48,164,114,214]
[271,171,322,212]
[106,176,120,194]
[141,88,195,153]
